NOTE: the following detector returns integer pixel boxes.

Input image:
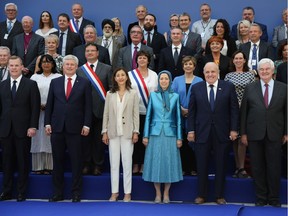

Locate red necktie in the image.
[264,83,269,108]
[66,78,72,99]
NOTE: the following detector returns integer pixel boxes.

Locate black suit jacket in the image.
[158,46,198,79]
[145,31,167,71]
[73,44,111,66]
[0,20,23,50]
[239,41,275,62]
[12,32,45,76]
[44,75,92,134]
[276,62,287,84]
[51,30,82,56]
[200,54,231,80]
[127,21,158,44]
[231,21,268,42]
[240,80,287,141]
[0,77,40,138]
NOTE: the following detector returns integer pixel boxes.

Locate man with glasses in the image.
[0,3,23,50]
[117,25,154,71]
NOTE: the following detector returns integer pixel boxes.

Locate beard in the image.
[103,31,113,38]
[144,24,153,31]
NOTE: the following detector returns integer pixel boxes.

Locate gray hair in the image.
[258,58,275,70]
[0,46,11,55]
[83,24,97,35]
[45,34,59,45]
[250,23,262,33]
[63,55,79,66]
[5,3,17,11]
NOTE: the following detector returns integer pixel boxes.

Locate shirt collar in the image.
[250,40,260,46]
[11,74,22,84]
[172,44,182,49]
[206,80,218,88]
[7,18,16,24]
[65,73,77,80]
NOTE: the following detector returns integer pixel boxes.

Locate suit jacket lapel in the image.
[269,82,279,108]
[68,76,80,99]
[14,77,26,100]
[255,81,266,107]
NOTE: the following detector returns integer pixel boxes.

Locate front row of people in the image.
[0,53,286,208]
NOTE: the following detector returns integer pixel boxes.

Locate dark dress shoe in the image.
[194,197,205,204]
[82,166,90,175]
[72,195,81,202]
[0,193,12,201]
[17,194,26,202]
[49,195,64,202]
[216,198,226,205]
[269,201,281,207]
[92,167,102,176]
[255,200,267,206]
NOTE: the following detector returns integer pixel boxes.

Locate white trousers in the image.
[109,136,134,194]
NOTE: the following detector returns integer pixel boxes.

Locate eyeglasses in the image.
[6,9,16,12]
[130,31,142,35]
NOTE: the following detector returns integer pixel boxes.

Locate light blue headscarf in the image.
[157,70,173,111]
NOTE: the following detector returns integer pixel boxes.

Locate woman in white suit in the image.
[102,67,139,202]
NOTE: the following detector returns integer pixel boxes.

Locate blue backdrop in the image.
[0,0,286,41]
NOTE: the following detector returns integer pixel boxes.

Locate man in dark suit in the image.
[127,5,147,44]
[187,62,239,205]
[0,3,23,51]
[73,25,110,66]
[0,56,40,202]
[179,12,202,58]
[143,13,167,71]
[45,55,92,202]
[12,16,44,78]
[240,58,287,207]
[239,24,274,75]
[76,43,112,175]
[51,13,82,57]
[158,27,195,78]
[116,25,154,71]
[70,3,95,44]
[231,6,268,41]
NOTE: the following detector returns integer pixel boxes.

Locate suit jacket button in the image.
[123,122,125,124]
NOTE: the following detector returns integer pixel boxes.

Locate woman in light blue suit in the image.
[171,56,203,176]
[142,70,183,204]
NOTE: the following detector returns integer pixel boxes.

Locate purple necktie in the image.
[132,46,138,69]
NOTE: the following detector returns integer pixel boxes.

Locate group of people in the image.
[0,2,286,208]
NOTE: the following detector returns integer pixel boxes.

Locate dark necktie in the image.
[90,64,94,71]
[11,80,17,100]
[104,39,109,48]
[252,43,257,70]
[132,46,138,69]
[0,68,3,81]
[75,19,79,29]
[147,31,151,46]
[209,84,215,111]
[58,32,64,55]
[264,83,269,108]
[66,78,72,99]
[174,47,179,65]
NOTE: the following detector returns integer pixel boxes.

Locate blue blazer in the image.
[187,80,239,143]
[172,75,203,131]
[143,91,182,140]
[44,75,92,134]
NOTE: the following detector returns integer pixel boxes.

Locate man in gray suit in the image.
[179,12,202,58]
[116,25,154,71]
[96,19,122,70]
[76,43,112,175]
[272,8,287,49]
[240,58,287,207]
[12,16,44,78]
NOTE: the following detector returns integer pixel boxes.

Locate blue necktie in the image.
[252,44,257,70]
[11,80,17,100]
[209,84,215,111]
[58,32,64,55]
[7,20,12,33]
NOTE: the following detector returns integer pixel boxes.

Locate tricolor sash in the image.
[81,63,106,101]
[69,19,79,33]
[131,69,149,108]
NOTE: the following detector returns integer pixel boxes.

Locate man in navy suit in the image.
[70,3,95,44]
[240,58,287,207]
[0,56,40,201]
[45,55,92,202]
[231,6,268,41]
[187,62,239,205]
[0,3,23,50]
